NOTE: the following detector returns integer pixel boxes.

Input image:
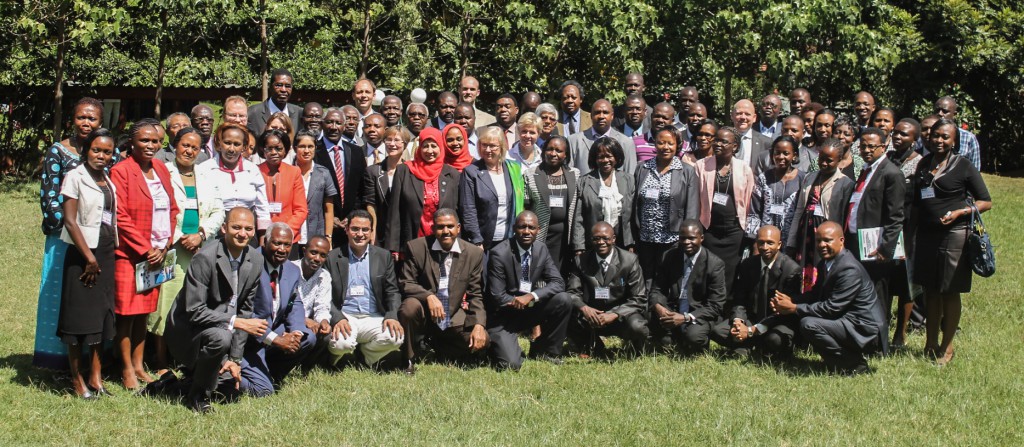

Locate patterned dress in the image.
[746,169,805,248]
[34,142,81,369]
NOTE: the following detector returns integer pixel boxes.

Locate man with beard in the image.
[406,103,429,139]
[301,102,324,135]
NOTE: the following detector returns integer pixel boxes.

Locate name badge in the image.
[497,193,507,206]
[349,285,366,297]
[182,198,199,210]
[643,188,660,199]
[850,192,862,203]
[518,281,532,294]
[812,205,825,217]
[101,210,113,226]
[594,287,610,300]
[920,187,936,199]
[549,196,565,208]
[268,202,283,214]
[713,192,729,206]
[153,196,170,210]
[438,276,449,290]
[768,204,786,216]
[228,294,237,309]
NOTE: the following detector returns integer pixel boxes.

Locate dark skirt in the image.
[58,226,116,346]
[546,219,566,269]
[704,219,745,287]
[914,224,971,294]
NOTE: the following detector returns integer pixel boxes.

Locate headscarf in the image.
[406,127,445,182]
[442,123,473,172]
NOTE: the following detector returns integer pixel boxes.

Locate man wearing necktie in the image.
[649,220,727,355]
[771,222,887,375]
[565,222,649,356]
[242,223,314,396]
[314,109,368,244]
[558,80,591,137]
[844,128,904,346]
[712,225,802,358]
[397,209,488,374]
[161,208,269,413]
[485,212,573,370]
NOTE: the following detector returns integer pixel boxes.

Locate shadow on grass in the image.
[0,353,71,395]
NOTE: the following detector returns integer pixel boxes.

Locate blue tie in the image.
[437,253,451,330]
[678,259,692,313]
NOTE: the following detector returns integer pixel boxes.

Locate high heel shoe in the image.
[87,384,112,397]
[935,349,955,367]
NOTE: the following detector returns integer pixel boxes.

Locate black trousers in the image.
[567,310,649,352]
[799,317,872,370]
[487,292,573,370]
[709,317,799,356]
[650,318,713,353]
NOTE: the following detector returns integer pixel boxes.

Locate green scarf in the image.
[506,160,526,216]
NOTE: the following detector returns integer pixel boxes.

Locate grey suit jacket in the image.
[632,159,700,241]
[612,104,653,136]
[165,241,264,365]
[247,101,303,138]
[326,244,402,322]
[567,127,638,176]
[739,130,773,176]
[566,246,647,318]
[572,169,635,250]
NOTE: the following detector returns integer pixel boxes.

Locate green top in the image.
[181,185,200,235]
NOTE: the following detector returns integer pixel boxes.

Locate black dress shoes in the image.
[186,397,213,414]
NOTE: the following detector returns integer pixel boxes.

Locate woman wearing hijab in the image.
[443,123,474,173]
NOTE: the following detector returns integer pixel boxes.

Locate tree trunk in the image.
[724,70,733,118]
[460,11,470,78]
[359,0,371,79]
[154,8,168,118]
[260,0,269,101]
[51,17,67,142]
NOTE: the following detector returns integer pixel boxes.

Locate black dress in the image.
[704,170,745,288]
[912,154,991,294]
[545,173,569,267]
[58,185,116,346]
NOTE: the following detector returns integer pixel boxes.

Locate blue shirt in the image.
[958,128,981,171]
[342,248,379,316]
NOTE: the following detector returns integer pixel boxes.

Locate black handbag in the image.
[967,202,995,277]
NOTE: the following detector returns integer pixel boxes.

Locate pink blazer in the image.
[695,157,755,231]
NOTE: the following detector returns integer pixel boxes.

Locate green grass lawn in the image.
[0,176,1021,445]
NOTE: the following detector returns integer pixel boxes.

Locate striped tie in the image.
[333,146,345,208]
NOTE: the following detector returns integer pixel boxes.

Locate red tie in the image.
[845,167,871,231]
[333,146,346,208]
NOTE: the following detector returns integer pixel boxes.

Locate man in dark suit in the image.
[558,80,591,137]
[324,210,404,368]
[754,94,784,139]
[649,220,727,354]
[397,209,488,373]
[566,222,649,355]
[711,225,802,357]
[731,99,773,176]
[428,91,458,129]
[241,223,314,396]
[613,94,649,138]
[486,212,573,370]
[612,73,653,132]
[771,222,887,375]
[845,127,905,334]
[314,108,367,243]
[163,208,269,413]
[567,99,637,175]
[247,68,303,136]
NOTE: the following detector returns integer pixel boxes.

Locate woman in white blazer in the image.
[147,127,224,373]
[58,129,118,399]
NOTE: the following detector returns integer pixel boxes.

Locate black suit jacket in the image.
[325,244,402,322]
[742,130,773,176]
[566,247,647,318]
[313,138,367,240]
[847,156,905,260]
[612,104,653,136]
[165,241,263,364]
[361,161,394,246]
[485,240,565,310]
[729,253,802,324]
[384,163,460,252]
[399,237,486,329]
[648,247,727,323]
[247,101,302,138]
[796,249,886,352]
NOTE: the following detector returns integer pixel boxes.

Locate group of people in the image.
[34,69,993,412]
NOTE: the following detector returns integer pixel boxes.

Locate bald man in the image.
[460,76,496,127]
[566,99,638,175]
[731,99,773,174]
[710,225,802,358]
[770,221,887,375]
